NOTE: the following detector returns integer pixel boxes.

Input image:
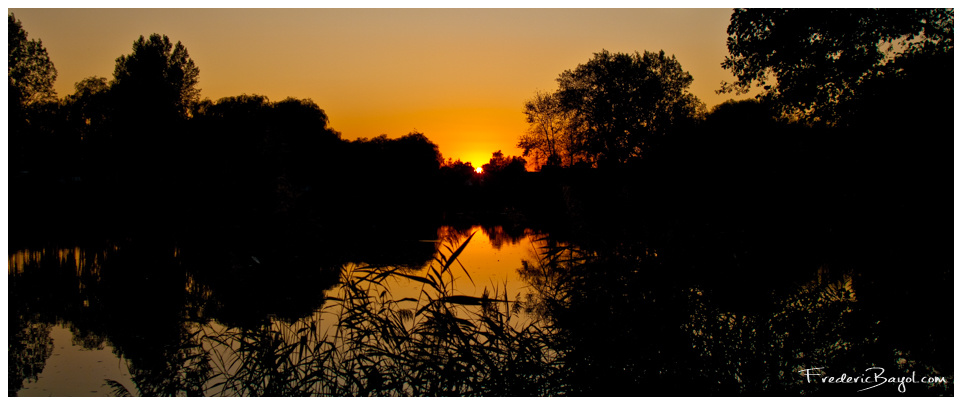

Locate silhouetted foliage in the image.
[344,132,442,208]
[533,49,705,167]
[840,36,954,130]
[518,91,573,170]
[437,159,482,213]
[8,13,57,107]
[716,13,953,346]
[111,33,200,123]
[721,8,953,123]
[8,314,53,396]
[8,13,62,182]
[186,94,345,235]
[481,150,526,176]
[440,158,478,183]
[63,76,111,141]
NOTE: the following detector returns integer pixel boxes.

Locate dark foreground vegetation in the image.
[9,9,953,396]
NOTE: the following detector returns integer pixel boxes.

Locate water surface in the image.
[9,225,543,396]
[8,223,953,396]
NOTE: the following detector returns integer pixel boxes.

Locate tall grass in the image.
[191,232,565,396]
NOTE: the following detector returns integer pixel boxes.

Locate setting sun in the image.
[9,8,745,164]
[475,166,484,174]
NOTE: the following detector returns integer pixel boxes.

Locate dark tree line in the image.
[509,9,953,382]
[504,10,952,393]
[7,16,464,245]
[8,12,546,248]
[10,8,953,253]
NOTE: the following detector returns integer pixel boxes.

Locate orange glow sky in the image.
[10,8,750,168]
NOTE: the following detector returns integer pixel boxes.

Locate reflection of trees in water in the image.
[519,238,695,395]
[437,224,541,251]
[8,246,112,395]
[9,234,952,396]
[436,225,474,246]
[69,325,107,350]
[8,242,216,396]
[479,224,532,250]
[684,268,864,394]
[518,241,952,395]
[684,268,951,395]
[106,326,212,397]
[8,314,54,396]
[10,234,562,396]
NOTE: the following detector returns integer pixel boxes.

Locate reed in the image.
[193,232,564,396]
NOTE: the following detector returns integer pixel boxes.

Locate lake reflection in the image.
[8,225,953,396]
[8,225,544,396]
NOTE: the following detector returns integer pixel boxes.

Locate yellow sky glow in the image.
[10,8,749,168]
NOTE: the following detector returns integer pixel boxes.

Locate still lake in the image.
[9,225,545,396]
[8,222,953,396]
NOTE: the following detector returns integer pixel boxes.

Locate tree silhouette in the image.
[530,50,704,167]
[8,13,57,107]
[187,94,345,228]
[267,97,343,187]
[346,131,442,191]
[518,91,573,169]
[9,13,61,177]
[480,150,526,197]
[190,94,275,215]
[720,8,953,123]
[481,150,526,176]
[8,315,54,396]
[63,76,111,142]
[839,34,953,130]
[98,33,202,224]
[441,158,476,175]
[111,33,200,125]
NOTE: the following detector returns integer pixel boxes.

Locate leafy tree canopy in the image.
[111,33,200,121]
[8,13,58,106]
[720,8,953,124]
[519,91,572,170]
[523,50,704,168]
[63,76,111,140]
[482,150,526,175]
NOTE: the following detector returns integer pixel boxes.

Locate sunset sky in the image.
[10,8,751,167]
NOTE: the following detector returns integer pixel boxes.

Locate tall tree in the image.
[9,14,62,177]
[529,50,704,167]
[105,34,201,216]
[188,94,345,220]
[63,76,111,141]
[111,33,200,123]
[519,91,573,169]
[720,8,953,124]
[8,13,57,107]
